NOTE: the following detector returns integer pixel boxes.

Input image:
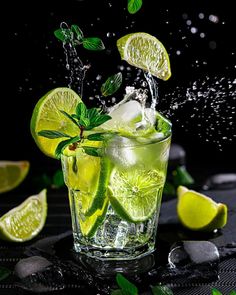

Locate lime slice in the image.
[71,190,108,237]
[30,87,81,158]
[0,189,47,242]
[109,169,165,223]
[177,186,228,232]
[117,32,171,80]
[0,161,30,194]
[62,147,111,216]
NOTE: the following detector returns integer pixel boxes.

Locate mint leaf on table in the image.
[116,273,138,295]
[82,37,105,51]
[211,289,222,295]
[127,0,143,14]
[151,285,173,295]
[101,72,123,97]
[0,266,11,282]
[172,166,194,187]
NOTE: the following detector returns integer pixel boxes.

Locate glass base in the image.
[73,247,155,276]
[73,240,155,260]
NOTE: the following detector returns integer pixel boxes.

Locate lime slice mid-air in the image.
[109,169,165,223]
[30,87,81,158]
[0,161,30,194]
[0,189,47,242]
[177,186,228,232]
[117,32,171,81]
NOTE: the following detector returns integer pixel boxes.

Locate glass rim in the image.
[61,132,171,157]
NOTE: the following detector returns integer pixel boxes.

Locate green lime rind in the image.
[0,161,30,194]
[177,187,228,232]
[30,87,81,159]
[84,157,112,216]
[0,189,47,242]
[117,32,171,81]
[81,197,109,237]
[108,169,164,223]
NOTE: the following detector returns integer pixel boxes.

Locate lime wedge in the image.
[0,161,30,194]
[117,32,171,80]
[62,147,111,217]
[177,186,228,232]
[0,189,47,242]
[109,169,165,223]
[71,190,109,237]
[30,87,81,158]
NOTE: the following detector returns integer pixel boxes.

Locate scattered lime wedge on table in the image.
[109,169,165,223]
[0,161,30,194]
[62,147,111,237]
[117,32,171,80]
[177,186,227,232]
[0,189,47,242]
[30,87,81,158]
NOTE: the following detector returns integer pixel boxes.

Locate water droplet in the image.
[209,14,219,23]
[96,75,102,81]
[200,32,206,38]
[198,13,205,19]
[176,50,181,55]
[209,41,217,49]
[186,20,192,25]
[190,27,198,34]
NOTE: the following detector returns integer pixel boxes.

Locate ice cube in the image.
[168,241,219,268]
[106,136,137,168]
[114,221,129,248]
[14,256,65,292]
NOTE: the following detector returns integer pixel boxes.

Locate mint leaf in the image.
[151,285,173,295]
[173,166,194,187]
[101,72,123,97]
[71,24,83,41]
[79,117,90,128]
[76,102,88,119]
[55,135,80,159]
[116,273,138,295]
[52,170,65,188]
[38,130,71,139]
[128,0,143,14]
[60,110,79,127]
[83,147,102,157]
[86,114,111,129]
[87,133,106,141]
[82,37,105,51]
[0,266,11,282]
[87,108,100,120]
[211,289,222,295]
[54,28,72,42]
[229,291,236,295]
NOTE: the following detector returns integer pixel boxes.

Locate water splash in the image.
[162,76,236,149]
[60,22,88,97]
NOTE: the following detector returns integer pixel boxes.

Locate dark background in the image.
[3,0,236,186]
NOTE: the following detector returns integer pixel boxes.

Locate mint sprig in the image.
[127,0,143,14]
[112,273,138,295]
[38,102,111,158]
[101,72,123,97]
[54,24,105,51]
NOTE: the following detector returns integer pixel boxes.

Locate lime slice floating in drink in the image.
[177,186,228,232]
[117,32,171,81]
[30,87,81,158]
[0,161,30,194]
[109,169,165,223]
[0,189,47,242]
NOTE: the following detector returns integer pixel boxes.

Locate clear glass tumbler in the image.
[61,133,171,261]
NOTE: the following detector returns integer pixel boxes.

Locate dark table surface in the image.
[0,187,236,295]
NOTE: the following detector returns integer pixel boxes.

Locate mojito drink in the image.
[61,93,171,259]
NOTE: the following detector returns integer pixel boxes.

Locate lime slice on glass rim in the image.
[177,186,228,232]
[0,161,30,194]
[108,169,165,223]
[117,32,171,81]
[0,189,47,242]
[30,87,82,158]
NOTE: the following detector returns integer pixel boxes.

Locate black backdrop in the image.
[3,0,236,184]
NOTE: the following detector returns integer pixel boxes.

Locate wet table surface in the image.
[0,188,235,295]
